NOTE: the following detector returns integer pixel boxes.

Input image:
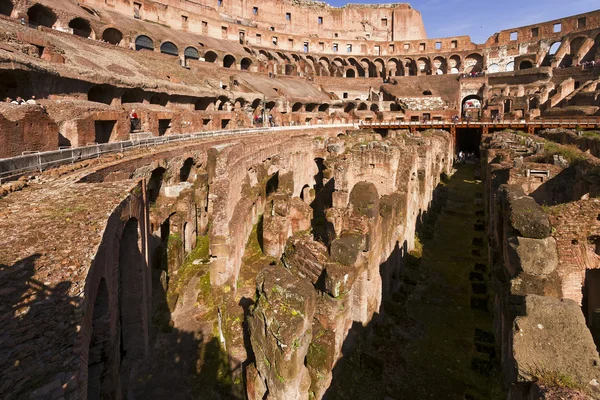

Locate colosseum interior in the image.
[1,0,600,398]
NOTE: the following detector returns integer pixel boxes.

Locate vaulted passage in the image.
[327,165,502,398]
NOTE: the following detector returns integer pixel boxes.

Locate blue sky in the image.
[328,0,600,44]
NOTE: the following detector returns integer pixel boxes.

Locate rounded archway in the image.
[223,54,236,68]
[462,95,482,118]
[135,35,154,51]
[292,102,303,112]
[204,51,218,63]
[27,4,56,28]
[160,41,178,56]
[121,88,144,104]
[69,18,92,38]
[519,60,533,70]
[240,57,252,70]
[0,0,14,17]
[357,102,368,111]
[370,104,379,112]
[346,68,356,78]
[102,28,123,45]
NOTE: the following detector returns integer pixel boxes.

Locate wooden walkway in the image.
[358,117,600,134]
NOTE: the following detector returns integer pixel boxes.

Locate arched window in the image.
[160,41,178,56]
[135,35,154,51]
[88,85,113,105]
[69,18,92,38]
[102,28,123,45]
[27,4,56,28]
[488,64,499,73]
[240,57,252,70]
[223,54,236,68]
[505,61,515,72]
[0,0,14,17]
[346,69,356,78]
[184,47,199,62]
[204,51,218,63]
[519,60,533,70]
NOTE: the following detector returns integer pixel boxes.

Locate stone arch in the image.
[462,94,482,117]
[87,278,112,400]
[135,35,154,51]
[250,98,261,110]
[464,53,484,73]
[0,0,13,17]
[345,68,356,78]
[348,58,365,77]
[195,97,215,111]
[292,102,303,112]
[277,52,290,62]
[149,93,168,106]
[387,58,402,76]
[204,50,218,63]
[417,57,431,75]
[361,57,376,77]
[160,41,178,56]
[69,17,93,38]
[549,41,561,55]
[184,46,199,66]
[344,102,356,113]
[27,4,56,28]
[216,95,230,111]
[373,58,385,77]
[449,55,461,74]
[519,60,533,70]
[404,58,417,76]
[318,103,329,112]
[240,57,252,70]
[528,97,539,110]
[121,88,144,104]
[488,63,500,73]
[357,102,368,111]
[433,56,447,74]
[180,157,195,182]
[305,103,318,112]
[102,28,123,45]
[88,85,113,105]
[223,54,236,68]
[506,61,515,72]
[234,97,247,110]
[370,103,379,112]
[147,167,166,203]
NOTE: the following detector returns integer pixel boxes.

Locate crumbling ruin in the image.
[2,0,600,399]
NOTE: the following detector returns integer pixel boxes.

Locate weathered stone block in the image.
[507,236,558,276]
[330,231,365,266]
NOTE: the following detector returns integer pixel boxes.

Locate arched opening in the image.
[195,97,215,111]
[346,69,356,78]
[373,59,385,78]
[305,103,318,112]
[88,85,113,105]
[27,4,56,28]
[505,61,515,72]
[417,57,431,75]
[433,57,447,74]
[357,102,368,111]
[251,98,261,110]
[216,96,230,111]
[69,18,92,38]
[318,104,329,112]
[449,55,461,74]
[180,158,194,182]
[121,89,144,104]
[528,97,539,110]
[292,102,303,112]
[160,41,178,56]
[0,0,13,17]
[184,46,199,66]
[549,42,561,55]
[118,218,146,376]
[464,53,483,73]
[488,63,499,73]
[87,278,112,400]
[135,35,154,52]
[519,60,533,70]
[404,58,417,76]
[344,103,356,113]
[387,58,402,77]
[503,99,512,113]
[266,171,279,197]
[149,93,168,106]
[204,51,218,63]
[462,95,482,118]
[102,28,123,45]
[147,167,165,203]
[223,54,236,68]
[370,104,379,112]
[240,57,252,70]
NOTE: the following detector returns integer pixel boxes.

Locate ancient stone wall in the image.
[481,130,600,398]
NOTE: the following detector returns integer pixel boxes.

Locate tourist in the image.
[26,96,37,105]
[5,97,12,103]
[129,109,139,131]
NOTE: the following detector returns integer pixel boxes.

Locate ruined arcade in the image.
[1,0,600,399]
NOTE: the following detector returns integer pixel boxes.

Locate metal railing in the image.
[358,117,600,128]
[0,124,354,183]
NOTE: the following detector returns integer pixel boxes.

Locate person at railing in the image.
[129,110,140,132]
[26,96,37,105]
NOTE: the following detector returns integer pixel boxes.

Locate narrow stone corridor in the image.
[330,164,503,400]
